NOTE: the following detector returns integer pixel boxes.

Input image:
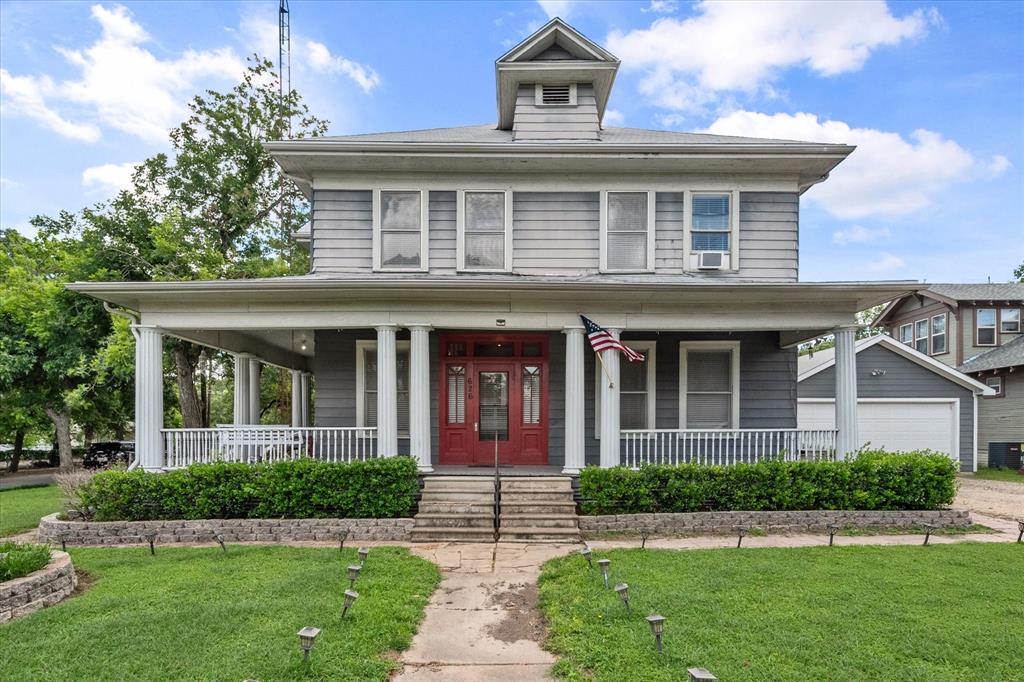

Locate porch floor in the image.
[425,465,568,477]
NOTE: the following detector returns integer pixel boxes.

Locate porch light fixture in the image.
[338,528,349,552]
[297,626,320,661]
[640,528,650,549]
[736,527,749,548]
[597,558,611,588]
[144,531,158,555]
[1017,520,1023,543]
[358,547,369,566]
[614,583,630,612]
[827,524,839,547]
[214,533,227,552]
[923,523,936,546]
[342,589,359,618]
[580,547,593,568]
[347,564,361,588]
[646,614,666,654]
[687,667,718,681]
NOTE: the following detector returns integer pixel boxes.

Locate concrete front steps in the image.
[498,476,580,543]
[411,476,496,542]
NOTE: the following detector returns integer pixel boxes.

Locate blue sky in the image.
[1,0,1021,282]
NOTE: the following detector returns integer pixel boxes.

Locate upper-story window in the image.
[914,319,929,354]
[373,190,428,271]
[600,191,654,272]
[930,314,947,354]
[457,190,512,271]
[898,323,913,346]
[685,190,739,271]
[1001,308,1020,333]
[976,308,997,345]
[535,83,577,106]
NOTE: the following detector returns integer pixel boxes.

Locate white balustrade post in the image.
[834,326,860,459]
[290,369,303,427]
[408,324,433,472]
[233,354,251,426]
[563,326,586,474]
[133,325,164,471]
[599,328,622,468]
[248,358,262,425]
[376,324,399,457]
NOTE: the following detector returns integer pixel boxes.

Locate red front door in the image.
[439,334,548,466]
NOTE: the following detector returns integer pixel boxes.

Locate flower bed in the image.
[0,550,76,623]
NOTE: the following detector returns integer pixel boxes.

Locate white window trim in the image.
[984,375,1004,397]
[976,308,997,346]
[930,313,947,355]
[682,189,740,273]
[898,323,913,346]
[1000,307,1021,333]
[599,190,656,273]
[356,339,411,437]
[372,189,429,273]
[456,189,513,273]
[534,82,577,106]
[914,318,930,354]
[679,341,741,430]
[594,340,656,439]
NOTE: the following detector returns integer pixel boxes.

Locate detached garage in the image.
[798,335,993,472]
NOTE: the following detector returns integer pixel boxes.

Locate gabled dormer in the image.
[496,18,620,141]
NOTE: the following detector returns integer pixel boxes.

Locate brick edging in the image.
[37,514,414,546]
[1,551,77,623]
[579,509,972,535]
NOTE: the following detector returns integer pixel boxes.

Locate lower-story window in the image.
[679,341,740,429]
[357,340,410,435]
[594,340,656,436]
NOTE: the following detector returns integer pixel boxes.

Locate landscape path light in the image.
[827,524,839,547]
[297,626,320,662]
[358,547,369,566]
[56,531,68,552]
[614,583,630,612]
[923,523,936,546]
[144,531,158,555]
[214,533,227,553]
[736,527,748,548]
[338,529,349,552]
[688,667,718,681]
[640,528,650,549]
[342,589,359,618]
[580,547,593,569]
[646,614,666,654]
[347,564,361,589]
[1017,520,1023,543]
[597,558,611,588]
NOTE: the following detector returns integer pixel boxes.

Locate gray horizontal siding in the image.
[428,191,457,274]
[798,344,975,471]
[513,83,600,141]
[311,190,372,273]
[512,192,600,274]
[655,192,685,271]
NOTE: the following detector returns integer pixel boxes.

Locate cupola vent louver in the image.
[537,83,576,105]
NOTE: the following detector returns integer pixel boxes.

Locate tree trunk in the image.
[7,429,25,473]
[44,407,74,472]
[173,341,205,428]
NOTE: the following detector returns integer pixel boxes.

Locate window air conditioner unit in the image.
[697,251,726,270]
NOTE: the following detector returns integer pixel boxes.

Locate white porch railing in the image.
[620,429,838,468]
[162,426,378,469]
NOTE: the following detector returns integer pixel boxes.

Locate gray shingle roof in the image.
[959,335,1024,372]
[924,283,1024,301]
[315,124,822,146]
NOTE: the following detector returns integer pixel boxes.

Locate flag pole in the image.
[596,349,614,388]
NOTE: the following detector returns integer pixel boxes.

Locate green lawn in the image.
[2,545,440,681]
[969,467,1024,483]
[0,484,61,536]
[539,544,1023,681]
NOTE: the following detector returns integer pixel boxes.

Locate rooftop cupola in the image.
[495,18,620,141]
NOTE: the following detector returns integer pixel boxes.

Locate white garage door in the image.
[798,399,959,459]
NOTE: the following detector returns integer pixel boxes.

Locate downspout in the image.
[103,303,142,469]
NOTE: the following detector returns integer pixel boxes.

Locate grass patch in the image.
[539,544,1023,681]
[0,484,61,536]
[969,467,1024,484]
[2,545,440,681]
[0,541,51,581]
[838,523,994,536]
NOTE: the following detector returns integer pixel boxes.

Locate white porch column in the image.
[563,326,586,474]
[408,324,433,472]
[834,325,859,459]
[599,328,621,468]
[376,324,399,457]
[248,358,262,425]
[233,354,251,426]
[300,372,311,426]
[134,325,164,471]
[290,369,303,427]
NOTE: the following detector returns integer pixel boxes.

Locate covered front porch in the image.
[68,277,913,473]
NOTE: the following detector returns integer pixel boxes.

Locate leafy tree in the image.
[798,304,887,356]
[1014,261,1023,282]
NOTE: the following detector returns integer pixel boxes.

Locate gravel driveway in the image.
[955,475,1024,520]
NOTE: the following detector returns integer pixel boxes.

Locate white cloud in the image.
[832,225,891,245]
[537,1,578,19]
[608,1,938,111]
[82,161,139,196]
[704,110,993,219]
[0,69,101,142]
[986,155,1012,177]
[643,0,679,13]
[604,108,625,125]
[866,252,905,272]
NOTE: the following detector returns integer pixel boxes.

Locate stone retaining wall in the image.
[37,514,414,545]
[579,509,972,535]
[1,551,77,623]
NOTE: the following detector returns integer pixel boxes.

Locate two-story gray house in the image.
[874,283,1024,467]
[70,20,914,508]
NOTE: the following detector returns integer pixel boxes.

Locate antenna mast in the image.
[278,0,291,137]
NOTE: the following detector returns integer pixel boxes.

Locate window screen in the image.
[380,191,421,268]
[464,192,505,269]
[685,350,733,428]
[607,192,648,270]
[691,194,730,252]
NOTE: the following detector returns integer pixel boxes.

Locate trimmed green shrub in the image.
[0,542,52,582]
[72,457,420,521]
[579,451,958,515]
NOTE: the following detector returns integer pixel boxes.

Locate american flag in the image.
[581,315,645,362]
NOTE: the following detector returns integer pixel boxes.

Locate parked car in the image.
[83,442,134,469]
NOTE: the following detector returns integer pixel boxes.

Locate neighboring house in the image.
[874,283,1024,466]
[797,335,993,472]
[69,19,912,475]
